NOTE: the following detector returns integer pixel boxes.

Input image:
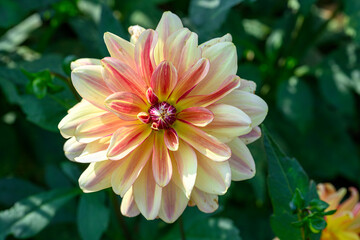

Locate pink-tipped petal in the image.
[105,92,147,120]
[164,128,179,151]
[79,160,117,193]
[152,132,173,187]
[111,137,153,197]
[133,162,162,220]
[219,90,268,126]
[190,187,219,213]
[239,126,262,144]
[150,61,178,101]
[227,138,256,181]
[107,124,152,160]
[64,137,86,161]
[101,57,147,97]
[159,181,188,223]
[146,87,159,105]
[195,153,231,195]
[175,121,231,161]
[74,137,111,163]
[135,29,158,86]
[71,65,113,110]
[121,187,140,217]
[104,32,136,69]
[71,58,101,70]
[177,107,214,127]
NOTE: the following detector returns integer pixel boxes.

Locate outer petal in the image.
[150,61,178,101]
[75,113,124,143]
[74,137,111,163]
[171,140,197,198]
[111,137,153,197]
[72,65,113,110]
[133,162,162,220]
[152,132,172,187]
[64,137,86,161]
[190,187,219,213]
[154,11,183,65]
[105,92,147,120]
[199,33,232,51]
[338,187,359,213]
[239,79,256,93]
[135,29,158,86]
[120,187,140,217]
[164,128,179,151]
[175,121,231,162]
[227,137,256,181]
[195,153,231,195]
[219,90,268,126]
[101,57,147,97]
[128,25,146,44]
[191,42,237,95]
[177,107,214,127]
[159,181,188,223]
[107,124,152,160]
[71,58,101,70]
[103,32,136,69]
[239,126,262,144]
[79,160,117,193]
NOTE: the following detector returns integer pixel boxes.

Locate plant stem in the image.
[179,216,186,240]
[50,71,81,101]
[110,192,133,240]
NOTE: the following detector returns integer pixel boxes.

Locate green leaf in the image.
[309,217,326,233]
[290,188,305,212]
[0,188,80,239]
[77,192,109,240]
[309,199,328,212]
[45,164,73,189]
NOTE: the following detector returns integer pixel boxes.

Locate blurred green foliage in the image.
[0,0,359,239]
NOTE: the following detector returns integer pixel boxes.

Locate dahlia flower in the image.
[318,183,360,240]
[59,11,268,223]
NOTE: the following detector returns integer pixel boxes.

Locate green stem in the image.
[50,71,81,101]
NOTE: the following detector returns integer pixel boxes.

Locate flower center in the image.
[148,102,176,130]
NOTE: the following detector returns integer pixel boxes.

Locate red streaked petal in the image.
[146,87,159,105]
[135,29,158,86]
[120,187,140,217]
[164,128,179,151]
[150,61,178,101]
[190,187,219,213]
[105,92,147,121]
[71,58,101,70]
[75,137,111,163]
[239,126,262,144]
[175,121,231,161]
[152,132,172,187]
[177,107,214,127]
[101,57,147,96]
[107,124,152,160]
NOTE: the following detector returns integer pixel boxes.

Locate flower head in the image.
[318,183,360,240]
[59,11,268,223]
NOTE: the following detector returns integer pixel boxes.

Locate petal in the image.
[154,11,183,65]
[111,137,153,197]
[190,187,219,213]
[227,137,256,181]
[159,181,188,223]
[169,58,210,102]
[239,126,262,144]
[74,137,111,163]
[177,75,240,109]
[164,128,179,151]
[121,187,140,217]
[195,153,231,195]
[191,42,237,95]
[133,162,162,220]
[79,160,117,193]
[135,29,158,86]
[239,78,256,93]
[72,65,113,110]
[64,137,86,161]
[101,57,147,97]
[150,61,178,101]
[218,90,268,126]
[163,28,201,77]
[152,132,172,187]
[107,124,152,160]
[71,58,101,70]
[199,33,232,51]
[75,113,124,143]
[175,121,231,161]
[177,107,214,127]
[204,104,252,140]
[128,25,146,44]
[171,140,197,198]
[105,92,147,120]
[339,187,359,213]
[103,32,136,69]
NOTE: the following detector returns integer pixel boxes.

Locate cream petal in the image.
[133,162,162,220]
[64,137,86,161]
[120,187,140,217]
[199,33,232,51]
[71,58,101,70]
[190,187,219,213]
[152,132,172,187]
[164,128,179,151]
[107,124,152,160]
[128,25,146,44]
[159,181,188,223]
[195,153,231,195]
[227,137,256,181]
[74,137,111,163]
[239,78,256,93]
[71,65,113,110]
[79,160,117,193]
[175,121,231,162]
[239,126,262,144]
[150,61,178,101]
[177,107,214,127]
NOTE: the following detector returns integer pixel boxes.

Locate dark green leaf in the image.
[309,199,328,212]
[290,188,305,212]
[309,217,326,233]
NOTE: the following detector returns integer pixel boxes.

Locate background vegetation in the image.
[0,0,359,239]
